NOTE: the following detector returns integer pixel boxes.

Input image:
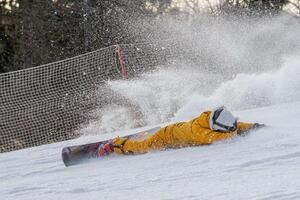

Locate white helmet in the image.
[209,106,237,132]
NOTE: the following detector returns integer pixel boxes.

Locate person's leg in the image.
[113,128,168,154]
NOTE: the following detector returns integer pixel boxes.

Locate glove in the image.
[98,140,114,157]
[252,123,266,129]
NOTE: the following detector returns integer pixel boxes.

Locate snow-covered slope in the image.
[2,42,300,199]
[1,101,300,200]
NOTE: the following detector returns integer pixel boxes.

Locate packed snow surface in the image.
[2,103,300,199]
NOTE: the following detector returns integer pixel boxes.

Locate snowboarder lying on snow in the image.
[98,106,264,156]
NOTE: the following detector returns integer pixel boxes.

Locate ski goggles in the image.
[212,107,237,132]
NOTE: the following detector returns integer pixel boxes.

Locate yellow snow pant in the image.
[113,127,174,154]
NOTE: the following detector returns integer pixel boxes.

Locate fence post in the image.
[114,44,127,79]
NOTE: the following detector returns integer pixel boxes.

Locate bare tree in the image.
[287,0,300,15]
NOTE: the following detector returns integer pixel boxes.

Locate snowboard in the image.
[62,126,161,167]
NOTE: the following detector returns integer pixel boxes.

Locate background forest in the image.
[0,0,300,74]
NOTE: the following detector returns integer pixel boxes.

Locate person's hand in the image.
[252,123,266,129]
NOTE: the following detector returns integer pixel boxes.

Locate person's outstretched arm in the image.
[237,122,265,136]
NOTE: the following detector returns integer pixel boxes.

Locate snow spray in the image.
[84,14,300,134]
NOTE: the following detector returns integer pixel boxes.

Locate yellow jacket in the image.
[113,111,254,154]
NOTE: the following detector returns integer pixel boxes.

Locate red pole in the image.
[114,45,127,79]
